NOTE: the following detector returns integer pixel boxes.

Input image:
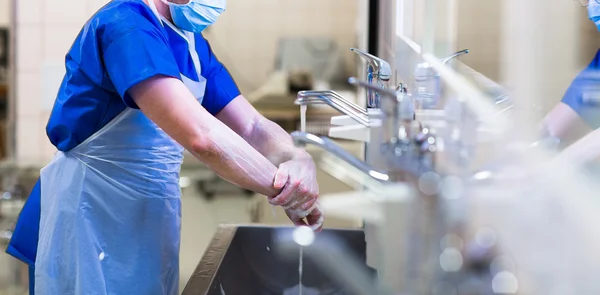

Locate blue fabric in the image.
[588,0,600,31]
[46,0,240,152]
[561,49,600,129]
[29,266,34,295]
[5,179,40,267]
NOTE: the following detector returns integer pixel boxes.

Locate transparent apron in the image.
[34,5,206,293]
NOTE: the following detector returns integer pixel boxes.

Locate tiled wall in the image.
[14,0,108,166]
[12,0,361,166]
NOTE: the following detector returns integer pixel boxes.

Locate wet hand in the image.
[270,156,323,231]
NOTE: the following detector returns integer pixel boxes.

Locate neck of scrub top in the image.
[144,0,173,22]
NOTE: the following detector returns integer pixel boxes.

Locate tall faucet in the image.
[351,48,392,109]
[291,131,389,182]
[348,77,419,147]
[295,90,370,127]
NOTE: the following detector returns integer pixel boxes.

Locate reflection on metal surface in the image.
[182,226,374,295]
[350,48,392,108]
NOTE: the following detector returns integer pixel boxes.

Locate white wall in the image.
[0,0,10,27]
[457,0,600,102]
[203,0,359,94]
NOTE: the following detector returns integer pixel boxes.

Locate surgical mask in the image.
[588,0,600,31]
[163,0,226,33]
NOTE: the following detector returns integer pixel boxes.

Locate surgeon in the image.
[540,0,600,164]
[6,0,323,294]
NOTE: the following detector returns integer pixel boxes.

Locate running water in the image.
[298,105,308,295]
[300,105,307,132]
[299,247,304,295]
[299,104,307,295]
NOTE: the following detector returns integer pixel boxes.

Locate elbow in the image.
[189,136,216,159]
[241,114,263,141]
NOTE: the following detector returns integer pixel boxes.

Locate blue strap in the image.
[5,178,41,267]
[29,265,35,295]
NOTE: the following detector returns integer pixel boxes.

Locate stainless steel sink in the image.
[182,225,374,295]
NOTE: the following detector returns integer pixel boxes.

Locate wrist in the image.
[290,149,311,161]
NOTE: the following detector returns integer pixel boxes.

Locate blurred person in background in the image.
[540,0,600,165]
[5,0,323,294]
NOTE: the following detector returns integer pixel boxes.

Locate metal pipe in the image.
[291,131,389,182]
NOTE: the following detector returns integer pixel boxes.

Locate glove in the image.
[270,156,324,231]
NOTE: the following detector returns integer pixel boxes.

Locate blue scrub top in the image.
[47,0,240,152]
[7,0,240,274]
[561,49,600,129]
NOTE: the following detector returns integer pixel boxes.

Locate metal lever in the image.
[351,48,393,108]
[441,49,469,65]
[350,48,392,81]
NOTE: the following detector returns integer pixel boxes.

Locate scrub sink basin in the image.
[182,225,374,295]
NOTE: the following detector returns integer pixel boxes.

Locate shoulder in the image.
[86,0,165,49]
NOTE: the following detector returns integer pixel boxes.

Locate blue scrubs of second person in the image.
[6,0,240,294]
[561,49,600,129]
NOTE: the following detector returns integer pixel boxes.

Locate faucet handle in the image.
[350,48,392,81]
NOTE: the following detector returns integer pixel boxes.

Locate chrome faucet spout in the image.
[350,48,392,81]
[441,49,470,65]
[295,91,370,127]
[291,131,390,182]
[297,90,367,115]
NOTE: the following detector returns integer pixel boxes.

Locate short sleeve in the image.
[196,36,241,115]
[103,28,181,108]
[561,66,600,129]
[561,78,582,113]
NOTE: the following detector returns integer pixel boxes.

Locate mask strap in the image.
[148,0,202,77]
[147,0,164,26]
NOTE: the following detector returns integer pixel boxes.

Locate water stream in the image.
[299,104,307,295]
[299,247,303,295]
[300,105,307,133]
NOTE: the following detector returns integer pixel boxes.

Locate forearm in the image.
[555,127,600,166]
[244,116,309,166]
[131,77,280,196]
[541,102,585,139]
[190,124,280,197]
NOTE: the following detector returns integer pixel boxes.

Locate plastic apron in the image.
[34,3,206,293]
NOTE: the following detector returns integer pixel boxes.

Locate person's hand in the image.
[269,155,323,231]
